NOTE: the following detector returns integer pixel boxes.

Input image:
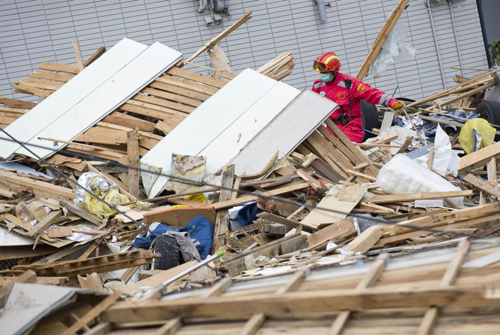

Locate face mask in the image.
[320,73,333,82]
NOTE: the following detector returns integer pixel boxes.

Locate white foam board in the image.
[228,90,338,176]
[18,42,182,159]
[0,38,148,159]
[199,82,300,179]
[141,69,278,198]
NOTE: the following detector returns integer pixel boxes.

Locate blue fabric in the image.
[133,215,214,259]
[237,202,262,227]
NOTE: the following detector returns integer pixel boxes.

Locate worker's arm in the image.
[349,77,401,109]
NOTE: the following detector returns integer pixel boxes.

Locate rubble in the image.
[1,6,500,335]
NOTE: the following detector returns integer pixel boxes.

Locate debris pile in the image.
[1,6,500,335]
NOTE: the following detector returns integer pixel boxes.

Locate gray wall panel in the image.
[0,0,489,103]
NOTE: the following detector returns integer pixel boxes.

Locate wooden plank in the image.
[12,82,51,98]
[207,45,234,74]
[127,128,140,198]
[84,46,106,67]
[132,94,195,114]
[345,169,377,182]
[463,174,500,199]
[325,119,379,176]
[355,0,410,80]
[488,158,497,184]
[102,113,155,132]
[73,40,85,71]
[47,226,73,238]
[60,290,122,335]
[441,239,470,286]
[119,102,181,120]
[330,254,389,335]
[167,66,227,89]
[185,11,252,63]
[418,238,470,335]
[0,97,37,109]
[59,198,103,226]
[103,285,495,322]
[201,277,233,299]
[39,62,80,74]
[156,318,182,335]
[369,190,473,204]
[345,225,384,254]
[77,273,104,292]
[30,70,75,82]
[148,81,211,101]
[212,165,235,253]
[307,217,357,249]
[301,185,366,229]
[417,307,439,335]
[142,87,202,107]
[0,171,73,200]
[241,313,265,335]
[156,75,218,96]
[275,268,309,295]
[200,182,309,211]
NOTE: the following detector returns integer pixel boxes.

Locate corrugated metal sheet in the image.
[0,0,489,102]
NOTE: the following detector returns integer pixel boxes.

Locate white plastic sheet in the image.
[369,20,417,79]
[414,125,461,177]
[376,154,464,207]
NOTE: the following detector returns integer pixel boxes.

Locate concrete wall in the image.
[0,0,489,102]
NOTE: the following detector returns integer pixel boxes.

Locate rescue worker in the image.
[312,52,405,143]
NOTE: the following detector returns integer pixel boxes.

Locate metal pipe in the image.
[426,0,447,89]
[448,0,465,77]
[476,0,493,67]
[314,0,327,22]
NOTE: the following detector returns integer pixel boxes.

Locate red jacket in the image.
[312,72,397,143]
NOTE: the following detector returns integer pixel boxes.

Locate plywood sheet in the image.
[20,42,182,159]
[141,69,278,198]
[301,184,367,229]
[0,39,147,159]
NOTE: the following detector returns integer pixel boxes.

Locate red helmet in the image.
[313,52,341,73]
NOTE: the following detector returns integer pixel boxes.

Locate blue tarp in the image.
[133,215,214,259]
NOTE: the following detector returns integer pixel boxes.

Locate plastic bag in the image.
[369,19,417,79]
[459,118,496,154]
[74,172,130,219]
[415,125,457,176]
[376,154,464,207]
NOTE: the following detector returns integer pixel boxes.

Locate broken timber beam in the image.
[355,0,409,80]
[185,11,252,63]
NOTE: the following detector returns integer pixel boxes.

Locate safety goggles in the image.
[313,60,327,72]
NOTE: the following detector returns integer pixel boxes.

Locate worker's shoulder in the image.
[312,79,324,90]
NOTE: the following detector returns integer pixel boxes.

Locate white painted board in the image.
[228,89,338,176]
[141,69,278,198]
[0,38,147,159]
[18,42,183,159]
[199,82,300,180]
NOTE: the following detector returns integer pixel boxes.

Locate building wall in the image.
[0,0,489,102]
[479,0,500,64]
